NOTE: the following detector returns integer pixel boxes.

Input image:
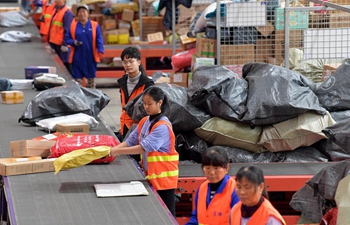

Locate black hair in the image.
[143,86,170,131]
[235,166,269,199]
[201,148,229,169]
[120,47,146,76]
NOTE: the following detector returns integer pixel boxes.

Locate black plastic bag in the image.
[242,63,326,125]
[313,138,350,162]
[322,117,350,152]
[0,78,12,91]
[330,110,350,122]
[175,131,208,163]
[290,161,350,222]
[124,83,211,132]
[315,59,350,112]
[188,66,247,121]
[207,145,278,163]
[19,83,110,125]
[275,146,329,163]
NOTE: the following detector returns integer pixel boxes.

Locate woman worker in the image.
[110,86,178,217]
[230,166,286,225]
[65,4,104,88]
[186,148,239,225]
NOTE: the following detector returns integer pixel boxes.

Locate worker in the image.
[65,4,104,89]
[48,0,74,75]
[116,47,154,141]
[186,148,240,225]
[229,166,286,225]
[110,86,178,217]
[25,0,43,28]
[39,0,56,42]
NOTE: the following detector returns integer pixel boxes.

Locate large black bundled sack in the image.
[315,59,350,112]
[207,146,278,163]
[313,138,350,162]
[330,110,350,122]
[242,63,326,125]
[124,83,211,132]
[275,146,329,163]
[322,117,350,152]
[19,83,110,125]
[290,161,350,222]
[187,66,248,121]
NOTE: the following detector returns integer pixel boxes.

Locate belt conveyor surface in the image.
[0,6,176,224]
[179,162,333,177]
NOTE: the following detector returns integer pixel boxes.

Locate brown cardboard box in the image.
[103,19,117,31]
[255,38,274,63]
[0,158,55,176]
[0,156,42,163]
[170,73,188,87]
[180,35,196,50]
[322,64,341,81]
[147,32,164,43]
[329,13,350,28]
[267,57,284,66]
[220,44,255,65]
[309,13,329,28]
[255,21,274,37]
[191,55,216,72]
[140,16,166,41]
[55,123,90,134]
[196,34,217,58]
[10,140,56,157]
[1,91,24,104]
[273,30,303,60]
[122,9,134,22]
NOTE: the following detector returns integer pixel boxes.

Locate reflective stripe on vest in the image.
[49,5,69,45]
[198,178,236,225]
[69,20,100,63]
[230,198,286,225]
[119,85,145,135]
[137,117,179,190]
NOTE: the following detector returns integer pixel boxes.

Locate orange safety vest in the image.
[40,0,56,36]
[68,19,100,63]
[137,117,179,190]
[49,5,69,45]
[197,178,236,225]
[120,84,146,135]
[230,198,286,225]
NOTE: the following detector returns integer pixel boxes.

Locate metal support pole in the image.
[216,0,221,65]
[284,7,290,69]
[139,0,143,41]
[172,0,176,56]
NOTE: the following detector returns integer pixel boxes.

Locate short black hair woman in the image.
[229,166,286,225]
[186,148,239,225]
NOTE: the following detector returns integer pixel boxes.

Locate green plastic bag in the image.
[54,146,111,174]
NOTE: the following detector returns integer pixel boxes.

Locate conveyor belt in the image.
[0,6,176,225]
[179,162,333,177]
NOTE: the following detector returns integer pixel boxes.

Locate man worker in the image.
[48,0,74,74]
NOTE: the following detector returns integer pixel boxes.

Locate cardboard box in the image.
[122,9,134,22]
[329,13,350,28]
[255,38,274,63]
[1,91,24,104]
[275,8,309,30]
[180,35,196,50]
[10,140,56,157]
[322,63,341,81]
[55,123,90,134]
[140,16,166,41]
[147,32,164,43]
[273,30,303,60]
[0,156,42,163]
[191,55,216,71]
[256,21,274,37]
[24,66,56,79]
[118,20,131,31]
[267,57,284,66]
[103,19,117,31]
[170,73,188,87]
[196,34,217,58]
[0,158,55,176]
[220,44,255,65]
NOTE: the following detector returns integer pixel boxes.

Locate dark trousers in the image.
[157,189,176,218]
